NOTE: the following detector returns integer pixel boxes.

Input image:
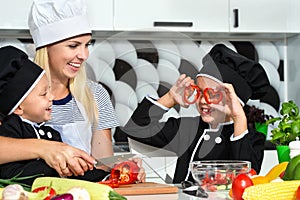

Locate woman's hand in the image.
[39,141,95,177]
[158,74,194,108]
[130,157,146,182]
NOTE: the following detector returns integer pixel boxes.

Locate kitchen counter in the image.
[124,188,230,200]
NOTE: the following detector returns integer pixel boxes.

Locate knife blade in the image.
[94,153,137,168]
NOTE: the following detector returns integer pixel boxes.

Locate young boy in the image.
[0,45,62,185]
[0,46,111,185]
[122,44,269,183]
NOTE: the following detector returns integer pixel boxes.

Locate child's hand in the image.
[163,74,195,108]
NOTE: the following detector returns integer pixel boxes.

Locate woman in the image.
[26,0,145,181]
[0,46,95,177]
[122,44,270,183]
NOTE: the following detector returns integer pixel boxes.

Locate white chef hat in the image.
[28,0,91,49]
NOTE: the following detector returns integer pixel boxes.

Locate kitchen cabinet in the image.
[1,0,298,34]
[0,0,33,29]
[113,0,229,32]
[229,0,288,33]
[114,0,293,34]
[86,0,113,30]
[0,0,113,31]
[286,0,300,33]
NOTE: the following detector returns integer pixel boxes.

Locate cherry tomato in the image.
[32,186,56,200]
[248,168,257,177]
[112,160,140,184]
[279,171,285,179]
[296,185,300,200]
[232,174,253,200]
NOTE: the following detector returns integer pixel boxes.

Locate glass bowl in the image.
[189,160,251,192]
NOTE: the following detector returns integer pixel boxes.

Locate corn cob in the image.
[0,187,4,199]
[243,180,300,200]
[32,177,126,200]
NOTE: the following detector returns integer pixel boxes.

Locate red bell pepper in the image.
[98,160,139,187]
[112,160,139,184]
[203,88,223,104]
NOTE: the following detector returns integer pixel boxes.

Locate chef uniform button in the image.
[204,134,210,141]
[38,129,45,136]
[47,131,52,139]
[215,137,222,144]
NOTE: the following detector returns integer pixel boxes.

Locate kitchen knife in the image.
[94,153,137,168]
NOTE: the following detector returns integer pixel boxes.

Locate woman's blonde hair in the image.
[34,47,98,129]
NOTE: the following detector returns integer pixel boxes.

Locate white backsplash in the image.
[0,38,285,142]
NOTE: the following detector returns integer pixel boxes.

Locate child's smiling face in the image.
[15,74,54,123]
[196,76,227,127]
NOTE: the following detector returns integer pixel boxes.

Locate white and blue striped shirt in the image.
[46,80,119,153]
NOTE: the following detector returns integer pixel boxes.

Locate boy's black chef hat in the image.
[0,46,45,119]
[197,44,270,105]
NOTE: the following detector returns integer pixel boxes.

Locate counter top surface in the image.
[122,183,230,200]
[124,189,230,200]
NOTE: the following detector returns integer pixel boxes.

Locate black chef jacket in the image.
[122,98,266,183]
[0,114,109,185]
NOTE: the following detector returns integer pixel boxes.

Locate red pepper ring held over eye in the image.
[184,85,223,105]
[184,84,201,104]
[203,88,223,104]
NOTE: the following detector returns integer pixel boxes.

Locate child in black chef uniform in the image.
[0,45,61,185]
[0,46,109,185]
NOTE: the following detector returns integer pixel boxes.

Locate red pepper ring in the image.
[184,84,201,104]
[203,88,223,104]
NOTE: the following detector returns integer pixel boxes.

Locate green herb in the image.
[266,100,300,145]
[0,171,43,191]
[109,190,127,200]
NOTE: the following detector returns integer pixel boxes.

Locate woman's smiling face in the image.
[195,76,227,127]
[47,34,92,81]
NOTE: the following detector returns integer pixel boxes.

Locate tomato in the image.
[112,160,140,184]
[296,185,300,200]
[32,186,56,200]
[231,174,253,200]
[248,168,257,177]
[279,171,285,179]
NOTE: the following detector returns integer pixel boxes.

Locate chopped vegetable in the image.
[32,177,127,200]
[32,186,56,200]
[99,178,119,188]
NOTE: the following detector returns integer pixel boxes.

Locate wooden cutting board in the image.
[114,182,178,195]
